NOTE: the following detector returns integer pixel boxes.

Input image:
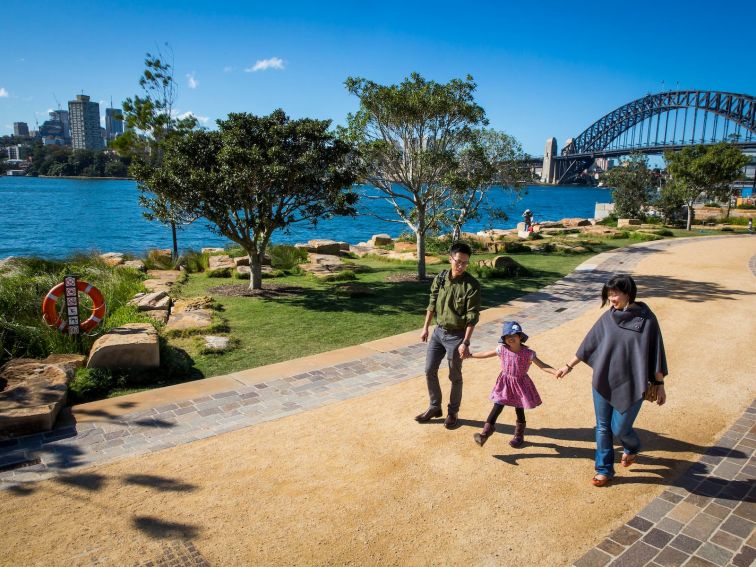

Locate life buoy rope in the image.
[42,280,106,333]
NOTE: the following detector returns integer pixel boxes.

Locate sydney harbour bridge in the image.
[539,90,756,185]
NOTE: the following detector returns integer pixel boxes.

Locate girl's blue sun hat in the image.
[498,320,529,343]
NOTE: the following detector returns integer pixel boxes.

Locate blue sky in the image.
[1,0,754,155]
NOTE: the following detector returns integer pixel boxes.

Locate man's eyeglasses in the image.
[450,257,469,266]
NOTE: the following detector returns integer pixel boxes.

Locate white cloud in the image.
[223,66,234,73]
[187,72,199,89]
[178,111,209,125]
[0,88,9,98]
[245,57,284,72]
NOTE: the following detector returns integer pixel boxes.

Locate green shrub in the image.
[654,229,674,237]
[143,249,175,270]
[269,245,308,270]
[736,204,755,210]
[180,249,209,273]
[598,215,618,227]
[628,231,661,241]
[610,230,630,239]
[715,216,749,225]
[721,226,734,232]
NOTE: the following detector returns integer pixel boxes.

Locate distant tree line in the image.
[25,143,132,178]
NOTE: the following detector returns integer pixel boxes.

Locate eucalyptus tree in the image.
[139,110,360,290]
[343,73,488,279]
[445,129,531,241]
[112,47,198,259]
[665,143,749,230]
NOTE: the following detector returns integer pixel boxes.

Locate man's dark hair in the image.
[601,274,637,307]
[450,241,472,256]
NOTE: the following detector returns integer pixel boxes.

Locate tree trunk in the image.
[686,203,693,231]
[416,209,426,280]
[725,189,733,219]
[171,221,178,260]
[248,251,263,290]
[452,223,461,243]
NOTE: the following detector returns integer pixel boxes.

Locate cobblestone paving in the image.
[573,401,756,567]
[0,236,739,487]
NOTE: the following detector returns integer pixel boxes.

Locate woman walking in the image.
[557,275,668,487]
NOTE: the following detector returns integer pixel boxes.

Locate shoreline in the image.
[36,175,134,181]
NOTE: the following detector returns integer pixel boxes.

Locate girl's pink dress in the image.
[489,344,542,409]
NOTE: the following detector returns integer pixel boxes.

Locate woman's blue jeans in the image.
[592,389,644,477]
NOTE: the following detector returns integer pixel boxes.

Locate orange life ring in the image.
[42,280,106,332]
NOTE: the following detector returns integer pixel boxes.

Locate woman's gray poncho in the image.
[576,302,668,412]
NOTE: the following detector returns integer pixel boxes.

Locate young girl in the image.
[470,321,557,447]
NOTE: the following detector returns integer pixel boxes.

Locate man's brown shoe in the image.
[444,412,459,429]
[415,407,442,422]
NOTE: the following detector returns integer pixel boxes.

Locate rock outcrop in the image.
[87,324,160,369]
[0,354,86,437]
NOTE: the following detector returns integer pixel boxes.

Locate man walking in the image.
[415,242,481,429]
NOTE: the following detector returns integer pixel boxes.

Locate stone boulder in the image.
[0,354,85,438]
[144,309,169,324]
[617,218,642,228]
[129,291,171,311]
[165,309,213,332]
[370,234,393,246]
[87,324,160,369]
[203,336,230,352]
[233,255,250,267]
[150,248,173,260]
[477,256,525,276]
[143,270,182,293]
[560,218,592,227]
[305,239,343,255]
[172,297,213,313]
[235,265,274,278]
[207,254,235,277]
[100,252,125,266]
[202,247,225,254]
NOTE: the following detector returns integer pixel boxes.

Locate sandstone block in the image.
[87,324,159,369]
[370,234,393,246]
[0,354,85,437]
[203,336,230,351]
[130,291,171,311]
[617,218,642,228]
[171,296,213,314]
[208,255,234,269]
[143,270,182,293]
[144,309,169,324]
[306,239,342,255]
[561,218,592,227]
[165,309,213,332]
[202,247,225,254]
[234,256,250,267]
[100,252,124,266]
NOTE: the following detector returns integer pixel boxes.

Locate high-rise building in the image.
[105,107,124,142]
[13,122,29,137]
[50,110,70,142]
[68,94,103,150]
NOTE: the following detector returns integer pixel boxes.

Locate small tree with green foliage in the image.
[444,129,530,241]
[112,47,198,259]
[137,110,361,290]
[343,73,488,279]
[665,143,750,230]
[600,154,655,219]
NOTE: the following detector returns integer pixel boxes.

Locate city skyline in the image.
[1,0,755,155]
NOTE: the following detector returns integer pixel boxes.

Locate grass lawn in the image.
[167,249,598,380]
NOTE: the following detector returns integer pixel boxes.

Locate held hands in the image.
[555,366,572,379]
[655,385,666,406]
[458,343,471,359]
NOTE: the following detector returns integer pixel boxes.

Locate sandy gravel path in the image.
[1,236,753,566]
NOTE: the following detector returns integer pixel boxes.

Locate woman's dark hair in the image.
[601,274,637,307]
[450,241,472,256]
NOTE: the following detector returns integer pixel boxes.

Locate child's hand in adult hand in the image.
[555,366,570,379]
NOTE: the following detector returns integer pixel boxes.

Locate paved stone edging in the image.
[573,401,756,567]
[0,235,746,487]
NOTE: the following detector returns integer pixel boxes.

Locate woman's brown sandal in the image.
[591,475,611,487]
[621,453,637,467]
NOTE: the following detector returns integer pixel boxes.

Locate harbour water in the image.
[0,177,612,259]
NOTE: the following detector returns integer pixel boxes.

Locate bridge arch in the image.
[561,90,756,157]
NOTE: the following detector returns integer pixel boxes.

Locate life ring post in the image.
[42,277,106,336]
